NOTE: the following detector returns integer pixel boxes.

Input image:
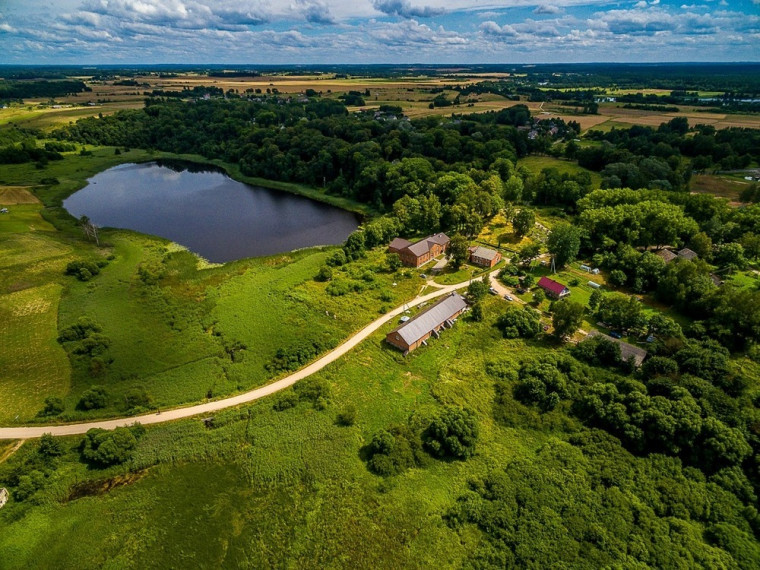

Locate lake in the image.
[63,161,360,263]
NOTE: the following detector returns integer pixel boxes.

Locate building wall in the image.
[471,252,502,267]
[385,306,466,354]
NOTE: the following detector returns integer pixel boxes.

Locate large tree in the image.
[547,223,582,268]
[512,208,536,238]
[552,299,585,340]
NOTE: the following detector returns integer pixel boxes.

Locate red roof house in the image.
[537,276,570,299]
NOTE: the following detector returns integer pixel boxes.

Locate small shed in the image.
[656,249,677,264]
[588,281,601,289]
[677,248,698,261]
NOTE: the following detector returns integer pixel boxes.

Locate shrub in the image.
[65,260,101,281]
[273,392,299,411]
[315,265,333,282]
[496,306,541,339]
[122,387,151,413]
[38,433,64,458]
[326,249,347,267]
[336,404,357,426]
[38,396,64,417]
[423,407,479,459]
[77,386,109,411]
[81,426,143,467]
[366,424,424,476]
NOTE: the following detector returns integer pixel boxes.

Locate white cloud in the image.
[533,5,562,15]
[371,0,446,19]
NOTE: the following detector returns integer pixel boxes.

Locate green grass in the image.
[0,296,550,568]
[0,284,71,423]
[518,155,602,188]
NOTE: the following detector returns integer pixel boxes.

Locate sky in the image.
[0,0,758,64]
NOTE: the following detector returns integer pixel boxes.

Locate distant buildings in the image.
[469,246,502,268]
[388,233,450,267]
[386,292,468,354]
[537,276,570,299]
[656,247,698,264]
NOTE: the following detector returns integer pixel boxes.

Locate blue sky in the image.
[0,0,758,64]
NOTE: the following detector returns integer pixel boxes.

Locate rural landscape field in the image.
[1,0,760,567]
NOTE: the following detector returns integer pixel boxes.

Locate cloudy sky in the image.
[0,0,758,64]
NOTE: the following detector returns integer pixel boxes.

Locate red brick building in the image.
[388,233,450,267]
[469,246,502,268]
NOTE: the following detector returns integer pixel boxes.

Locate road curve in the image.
[0,274,488,439]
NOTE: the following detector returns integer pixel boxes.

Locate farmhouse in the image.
[388,233,450,267]
[588,330,648,367]
[537,276,570,299]
[656,249,677,264]
[677,248,699,261]
[469,246,502,268]
[386,292,468,354]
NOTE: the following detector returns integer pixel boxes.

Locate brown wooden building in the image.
[386,292,468,354]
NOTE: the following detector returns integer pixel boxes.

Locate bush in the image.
[122,387,151,413]
[273,392,299,411]
[38,396,64,417]
[336,404,357,426]
[315,265,333,282]
[366,424,424,476]
[77,386,109,411]
[81,426,142,467]
[38,433,64,458]
[326,249,347,267]
[609,269,627,287]
[65,260,101,281]
[423,407,479,459]
[496,306,541,339]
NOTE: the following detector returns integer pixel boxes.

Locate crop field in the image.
[0,284,70,424]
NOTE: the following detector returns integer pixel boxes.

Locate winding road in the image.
[0,272,493,440]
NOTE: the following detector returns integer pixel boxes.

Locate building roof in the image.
[656,249,677,263]
[588,330,648,367]
[677,248,698,261]
[537,276,569,296]
[390,292,467,346]
[427,233,450,246]
[470,246,500,261]
[388,237,412,251]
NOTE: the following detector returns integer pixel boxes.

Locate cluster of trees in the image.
[0,79,89,100]
[365,407,479,476]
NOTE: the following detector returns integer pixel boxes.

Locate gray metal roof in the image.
[588,330,648,367]
[471,246,499,261]
[389,237,412,250]
[391,293,467,346]
[677,248,698,261]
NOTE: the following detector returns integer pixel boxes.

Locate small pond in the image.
[63,161,360,263]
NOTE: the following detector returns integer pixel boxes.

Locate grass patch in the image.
[518,155,602,188]
[0,284,70,423]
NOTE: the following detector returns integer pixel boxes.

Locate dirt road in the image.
[0,274,490,439]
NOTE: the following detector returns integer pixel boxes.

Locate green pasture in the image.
[518,155,602,188]
[0,284,70,424]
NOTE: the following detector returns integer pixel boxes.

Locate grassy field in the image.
[518,155,603,188]
[690,173,751,202]
[0,284,70,424]
[0,295,555,568]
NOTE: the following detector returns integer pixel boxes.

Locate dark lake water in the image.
[63,161,360,263]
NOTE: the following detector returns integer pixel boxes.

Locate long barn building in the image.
[386,292,468,354]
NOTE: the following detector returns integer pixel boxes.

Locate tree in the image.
[81,427,140,467]
[713,242,748,273]
[688,231,713,260]
[518,242,541,265]
[740,232,760,260]
[496,306,541,338]
[79,215,100,246]
[468,277,489,302]
[512,208,536,238]
[596,293,644,332]
[552,300,585,340]
[386,253,402,272]
[423,407,479,459]
[448,235,470,269]
[608,269,627,287]
[589,289,603,310]
[532,289,545,305]
[547,223,582,268]
[38,433,64,458]
[38,396,64,417]
[343,230,366,260]
[77,386,108,411]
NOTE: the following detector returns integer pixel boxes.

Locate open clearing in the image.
[0,284,70,424]
[0,187,40,205]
